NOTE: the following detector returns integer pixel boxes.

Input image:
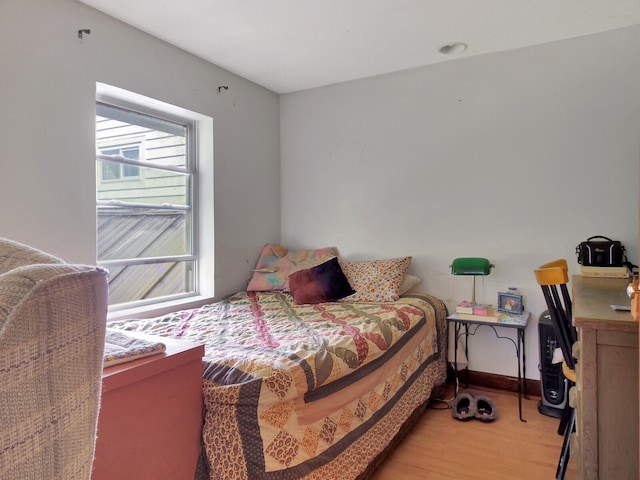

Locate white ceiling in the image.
[79,0,640,94]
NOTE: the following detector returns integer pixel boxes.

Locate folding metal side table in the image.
[447,311,531,422]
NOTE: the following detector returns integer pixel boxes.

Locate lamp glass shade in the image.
[451,258,491,276]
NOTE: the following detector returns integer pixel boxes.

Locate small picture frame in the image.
[497,291,524,314]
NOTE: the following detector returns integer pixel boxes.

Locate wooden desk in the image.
[92,334,204,480]
[572,275,638,480]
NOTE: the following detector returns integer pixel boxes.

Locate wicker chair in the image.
[0,238,108,480]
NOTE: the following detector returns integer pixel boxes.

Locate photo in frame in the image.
[497,291,524,314]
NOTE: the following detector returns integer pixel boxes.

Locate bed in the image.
[107,246,448,480]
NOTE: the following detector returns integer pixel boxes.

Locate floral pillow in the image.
[247,244,339,291]
[339,256,412,303]
[288,257,355,304]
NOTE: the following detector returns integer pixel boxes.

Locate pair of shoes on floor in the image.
[451,392,498,422]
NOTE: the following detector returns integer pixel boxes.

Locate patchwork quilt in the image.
[108,291,447,479]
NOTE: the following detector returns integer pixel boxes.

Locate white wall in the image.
[0,0,281,297]
[280,26,640,379]
[2,0,638,379]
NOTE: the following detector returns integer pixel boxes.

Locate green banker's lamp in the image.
[451,257,494,304]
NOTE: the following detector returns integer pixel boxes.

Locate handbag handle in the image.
[586,235,614,242]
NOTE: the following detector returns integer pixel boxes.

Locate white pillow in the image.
[398,274,421,295]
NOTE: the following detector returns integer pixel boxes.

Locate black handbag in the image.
[575,235,626,267]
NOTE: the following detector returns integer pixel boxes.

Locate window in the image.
[100,145,141,181]
[95,86,210,311]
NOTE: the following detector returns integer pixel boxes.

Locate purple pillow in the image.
[288,257,355,304]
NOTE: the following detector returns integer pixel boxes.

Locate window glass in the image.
[96,100,196,308]
[100,146,141,181]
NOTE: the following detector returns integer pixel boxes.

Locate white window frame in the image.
[96,83,214,319]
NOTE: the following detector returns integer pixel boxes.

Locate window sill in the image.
[107,295,216,323]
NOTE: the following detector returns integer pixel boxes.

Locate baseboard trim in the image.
[447,365,541,397]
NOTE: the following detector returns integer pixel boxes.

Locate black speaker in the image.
[538,311,567,418]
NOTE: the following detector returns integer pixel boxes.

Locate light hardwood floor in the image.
[370,385,578,480]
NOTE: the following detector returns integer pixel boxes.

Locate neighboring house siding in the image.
[96,116,188,206]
